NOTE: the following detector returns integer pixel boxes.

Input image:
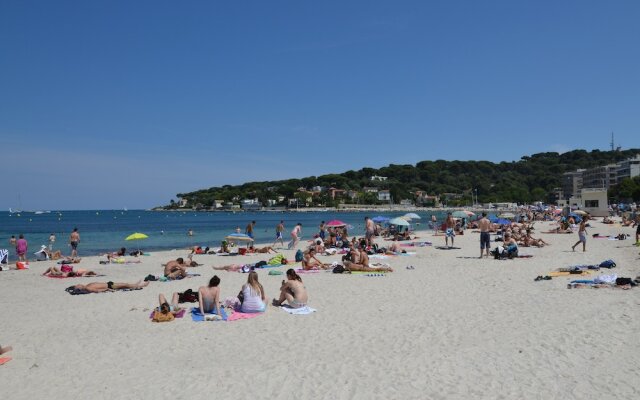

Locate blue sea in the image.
[0,210,449,259]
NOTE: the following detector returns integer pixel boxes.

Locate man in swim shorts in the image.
[478,212,491,258]
[273,221,285,248]
[445,213,455,248]
[69,228,80,258]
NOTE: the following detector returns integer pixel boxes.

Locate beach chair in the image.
[0,249,8,270]
[34,246,49,261]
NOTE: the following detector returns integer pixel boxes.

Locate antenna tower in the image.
[610,131,614,151]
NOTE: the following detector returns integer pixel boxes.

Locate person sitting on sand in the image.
[217,241,231,254]
[273,269,308,308]
[190,246,210,255]
[198,275,221,316]
[42,266,97,277]
[503,233,519,257]
[301,248,331,270]
[519,229,549,247]
[163,258,188,280]
[238,271,267,313]
[602,216,614,224]
[385,242,406,255]
[344,244,393,272]
[70,280,148,293]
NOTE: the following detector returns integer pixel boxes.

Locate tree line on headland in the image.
[166,149,640,209]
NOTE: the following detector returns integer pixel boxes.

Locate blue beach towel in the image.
[191,307,228,322]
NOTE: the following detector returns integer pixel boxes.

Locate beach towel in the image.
[548,271,592,277]
[190,307,228,322]
[280,305,316,315]
[295,269,323,274]
[400,242,432,247]
[0,357,11,365]
[226,310,264,321]
[149,309,186,319]
[435,246,461,250]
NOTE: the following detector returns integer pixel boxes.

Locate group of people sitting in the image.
[301,239,393,272]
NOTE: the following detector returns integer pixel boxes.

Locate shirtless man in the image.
[198,276,221,316]
[445,213,455,247]
[273,269,308,308]
[248,245,276,254]
[301,249,331,270]
[365,216,375,247]
[478,212,491,258]
[71,280,148,293]
[163,258,187,279]
[69,228,80,258]
[273,220,285,248]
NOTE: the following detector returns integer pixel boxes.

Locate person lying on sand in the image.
[301,249,332,270]
[42,266,97,277]
[272,269,308,308]
[105,247,126,261]
[59,257,82,264]
[248,245,277,254]
[70,281,148,293]
[157,292,182,314]
[0,344,12,355]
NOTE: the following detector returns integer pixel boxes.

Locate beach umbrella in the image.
[326,220,347,227]
[388,217,411,226]
[499,212,515,219]
[372,216,390,223]
[404,213,421,219]
[225,233,254,242]
[125,232,148,253]
[452,211,469,219]
[572,210,588,216]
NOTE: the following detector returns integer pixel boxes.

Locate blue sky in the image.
[1,1,638,210]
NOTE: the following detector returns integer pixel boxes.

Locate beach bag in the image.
[16,261,29,270]
[616,277,636,286]
[268,254,284,265]
[332,265,345,274]
[152,310,175,323]
[599,259,616,269]
[255,260,267,268]
[295,250,303,262]
[178,289,198,303]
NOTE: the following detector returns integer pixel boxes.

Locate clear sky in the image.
[1,1,638,210]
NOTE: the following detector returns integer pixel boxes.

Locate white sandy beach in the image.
[1,219,639,400]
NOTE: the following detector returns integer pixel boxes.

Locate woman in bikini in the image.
[71,280,148,293]
[273,269,308,308]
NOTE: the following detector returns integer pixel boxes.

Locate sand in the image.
[1,219,639,399]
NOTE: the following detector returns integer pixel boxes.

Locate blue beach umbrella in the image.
[372,216,390,223]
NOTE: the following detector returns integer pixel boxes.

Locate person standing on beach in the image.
[431,214,438,234]
[188,229,194,236]
[245,221,256,239]
[445,213,455,247]
[16,234,27,264]
[571,217,588,252]
[319,221,326,241]
[273,220,285,248]
[365,217,375,247]
[48,233,56,252]
[478,212,491,258]
[288,223,302,249]
[69,228,80,258]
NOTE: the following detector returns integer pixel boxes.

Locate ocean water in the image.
[0,210,449,259]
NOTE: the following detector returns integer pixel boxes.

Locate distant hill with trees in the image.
[165,149,640,209]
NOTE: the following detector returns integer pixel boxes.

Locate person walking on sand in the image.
[273,220,285,248]
[445,213,455,248]
[288,223,302,249]
[365,216,375,247]
[69,228,80,258]
[571,217,588,252]
[478,212,491,258]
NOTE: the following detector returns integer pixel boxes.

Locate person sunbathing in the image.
[198,275,221,316]
[248,245,277,254]
[344,247,393,272]
[70,280,148,293]
[385,242,406,255]
[60,257,82,264]
[157,292,182,314]
[301,249,331,270]
[272,269,308,308]
[237,271,267,313]
[42,266,97,277]
[105,247,126,261]
[163,258,188,279]
[190,246,210,255]
[217,241,231,254]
